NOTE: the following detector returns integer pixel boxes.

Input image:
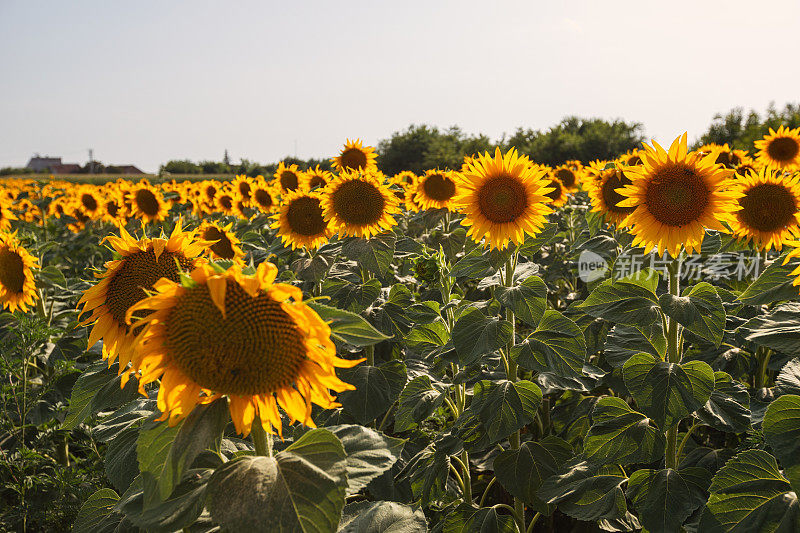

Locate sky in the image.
[2,1,799,173]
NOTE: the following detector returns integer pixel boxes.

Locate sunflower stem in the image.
[755,346,772,389]
[665,258,682,470]
[365,345,374,367]
[251,418,272,458]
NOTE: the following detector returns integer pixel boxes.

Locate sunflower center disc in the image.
[106,249,193,327]
[477,176,528,223]
[106,201,119,217]
[644,165,710,227]
[545,180,562,201]
[81,193,98,212]
[238,182,251,197]
[738,183,798,232]
[165,282,307,395]
[602,171,635,214]
[309,176,326,189]
[340,148,368,170]
[287,196,327,236]
[253,189,273,208]
[767,137,800,162]
[331,180,386,225]
[423,174,456,202]
[205,186,217,201]
[203,227,236,259]
[135,189,160,216]
[0,249,25,294]
[280,171,299,191]
[219,195,233,210]
[555,168,576,188]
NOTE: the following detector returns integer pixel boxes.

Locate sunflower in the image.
[0,202,19,231]
[754,126,800,170]
[394,171,417,186]
[232,175,254,201]
[331,138,378,172]
[303,166,332,191]
[414,169,459,211]
[250,181,279,214]
[214,188,237,216]
[77,187,105,219]
[619,149,643,166]
[125,262,363,435]
[617,133,742,257]
[273,189,332,250]
[198,221,245,262]
[544,176,568,207]
[552,165,580,192]
[784,242,800,291]
[728,167,800,251]
[0,232,39,313]
[77,222,208,370]
[588,166,636,226]
[321,170,400,238]
[735,162,758,178]
[128,183,169,223]
[274,162,303,193]
[454,148,553,249]
[201,180,220,207]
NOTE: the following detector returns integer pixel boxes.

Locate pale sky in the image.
[2,0,799,173]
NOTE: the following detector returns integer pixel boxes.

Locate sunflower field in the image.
[2,129,800,533]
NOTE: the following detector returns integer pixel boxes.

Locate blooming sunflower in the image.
[754,126,800,170]
[303,166,332,191]
[331,138,378,172]
[414,169,459,211]
[250,181,279,214]
[544,176,568,207]
[273,189,332,250]
[125,261,363,435]
[321,170,400,238]
[128,183,169,223]
[784,242,800,291]
[198,221,245,263]
[552,165,580,192]
[588,167,636,226]
[0,232,39,313]
[619,149,643,166]
[617,133,742,257]
[728,167,800,251]
[214,188,237,216]
[274,162,303,193]
[77,222,208,370]
[77,187,105,219]
[232,175,254,201]
[454,148,553,249]
[0,203,19,231]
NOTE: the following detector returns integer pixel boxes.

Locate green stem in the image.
[503,254,524,532]
[365,345,375,367]
[479,476,498,507]
[526,512,542,533]
[665,259,682,469]
[460,449,472,504]
[676,421,699,465]
[755,347,772,389]
[251,418,273,457]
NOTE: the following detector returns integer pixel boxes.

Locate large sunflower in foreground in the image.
[415,169,459,211]
[321,170,400,238]
[0,232,39,313]
[588,166,636,226]
[331,138,378,172]
[754,126,800,170]
[77,222,208,369]
[454,148,553,249]
[125,262,363,435]
[198,221,245,262]
[728,167,800,251]
[273,189,332,250]
[617,133,742,257]
[128,183,169,223]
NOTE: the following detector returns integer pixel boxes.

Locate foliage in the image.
[696,102,800,150]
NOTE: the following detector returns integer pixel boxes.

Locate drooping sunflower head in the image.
[617,133,743,257]
[199,221,245,262]
[331,138,378,173]
[0,232,39,313]
[454,148,553,249]
[303,166,332,191]
[414,169,459,211]
[552,165,580,192]
[754,126,800,170]
[128,182,169,223]
[588,166,637,226]
[77,221,208,369]
[321,170,400,238]
[125,261,364,435]
[728,167,800,251]
[273,189,332,250]
[274,162,304,194]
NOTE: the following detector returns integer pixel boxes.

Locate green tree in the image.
[696,102,800,150]
[376,125,492,175]
[161,160,202,174]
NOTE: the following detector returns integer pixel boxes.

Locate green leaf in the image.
[512,310,586,378]
[322,278,382,313]
[463,507,518,533]
[737,302,800,355]
[394,376,448,432]
[626,468,711,533]
[338,501,427,532]
[73,488,125,533]
[493,436,572,514]
[518,222,559,256]
[63,361,140,430]
[776,358,800,395]
[494,275,547,327]
[604,324,666,368]
[697,371,751,433]
[137,417,183,509]
[539,459,629,522]
[738,253,800,305]
[337,360,407,425]
[341,232,396,276]
[105,426,140,492]
[659,282,725,346]
[452,308,512,366]
[623,353,715,429]
[206,429,348,533]
[404,319,449,351]
[308,301,392,346]
[468,380,542,443]
[583,396,665,465]
[763,394,800,492]
[700,449,800,533]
